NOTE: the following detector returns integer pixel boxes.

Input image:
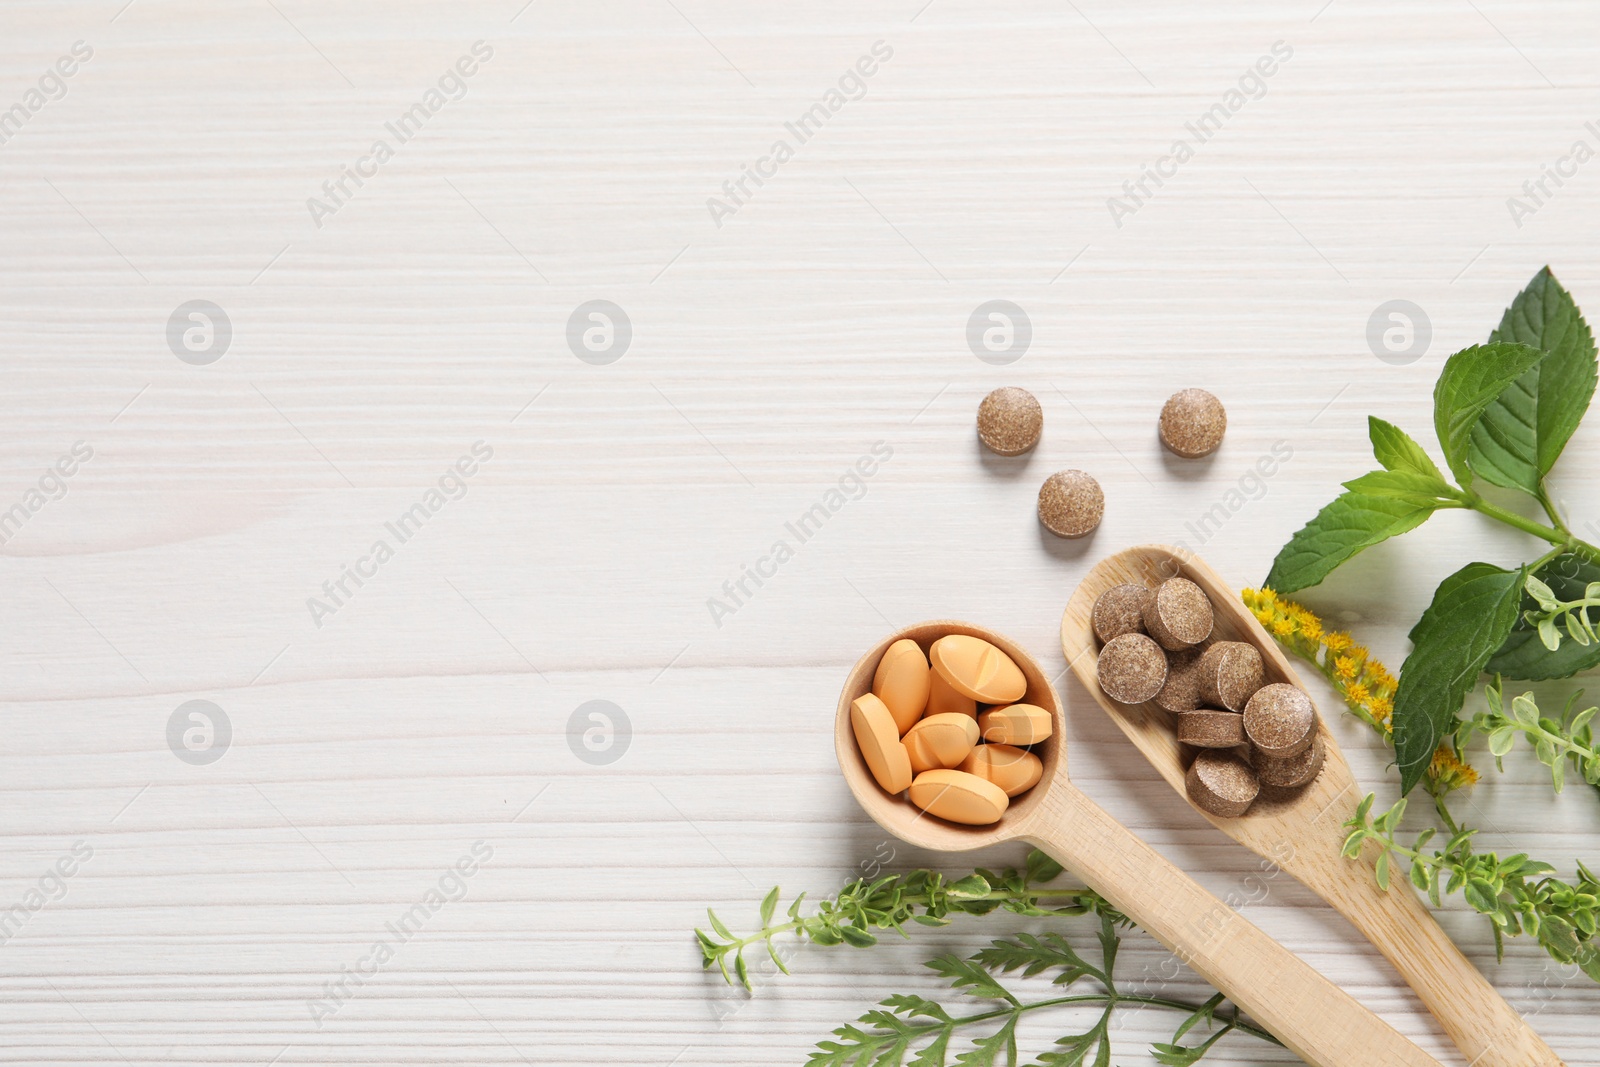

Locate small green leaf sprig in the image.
[808,924,1279,1067]
[1459,679,1600,793]
[1522,572,1600,653]
[1343,792,1600,979]
[698,851,1111,990]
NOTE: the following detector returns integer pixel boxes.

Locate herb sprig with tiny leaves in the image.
[1342,788,1600,979]
[698,851,1106,990]
[809,929,1279,1067]
[698,850,1280,1066]
[1459,679,1600,793]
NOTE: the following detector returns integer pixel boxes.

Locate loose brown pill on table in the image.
[1154,644,1207,713]
[1092,584,1150,643]
[850,694,913,795]
[1142,577,1214,651]
[977,387,1043,456]
[1176,709,1247,748]
[960,743,1043,797]
[929,634,1028,704]
[1097,633,1167,704]
[977,703,1053,746]
[904,713,981,774]
[1186,749,1260,818]
[1159,388,1227,459]
[1197,641,1265,712]
[1256,734,1325,789]
[908,768,1010,825]
[925,667,978,719]
[1037,470,1104,538]
[873,638,931,735]
[1243,683,1317,759]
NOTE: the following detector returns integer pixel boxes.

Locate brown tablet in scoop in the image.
[1186,749,1259,817]
[1142,577,1214,650]
[1154,644,1207,713]
[1092,584,1149,643]
[1243,683,1317,759]
[1096,633,1166,704]
[1177,709,1246,748]
[1197,642,1265,712]
[1256,733,1325,788]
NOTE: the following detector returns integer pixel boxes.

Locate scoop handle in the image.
[1285,831,1566,1067]
[1026,784,1445,1067]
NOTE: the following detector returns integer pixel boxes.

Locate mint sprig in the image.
[1265,266,1600,794]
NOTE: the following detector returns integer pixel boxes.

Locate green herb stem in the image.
[847,991,1274,1047]
[1465,492,1600,565]
[1537,484,1570,534]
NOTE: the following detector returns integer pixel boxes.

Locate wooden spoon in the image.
[1060,544,1565,1067]
[836,620,1445,1067]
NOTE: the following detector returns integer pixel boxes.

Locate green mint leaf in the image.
[1433,341,1547,487]
[1469,268,1598,491]
[1489,553,1600,679]
[1264,491,1437,593]
[1394,562,1526,794]
[1341,469,1459,507]
[1369,416,1448,480]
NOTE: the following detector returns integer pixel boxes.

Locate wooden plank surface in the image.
[1,0,1598,1063]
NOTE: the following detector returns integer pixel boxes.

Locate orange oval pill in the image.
[903,712,980,774]
[850,693,913,795]
[977,704,1053,746]
[925,666,978,719]
[959,743,1043,797]
[908,769,1009,825]
[929,634,1027,704]
[873,638,931,735]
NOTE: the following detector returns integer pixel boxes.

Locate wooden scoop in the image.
[836,620,1444,1067]
[1060,545,1565,1067]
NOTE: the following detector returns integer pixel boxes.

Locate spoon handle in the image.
[1027,785,1445,1067]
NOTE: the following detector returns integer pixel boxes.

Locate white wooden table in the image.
[1,1,1597,1063]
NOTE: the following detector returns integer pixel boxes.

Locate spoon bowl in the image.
[836,618,1444,1067]
[834,620,1064,851]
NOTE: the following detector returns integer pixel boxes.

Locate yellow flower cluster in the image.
[1239,588,1479,793]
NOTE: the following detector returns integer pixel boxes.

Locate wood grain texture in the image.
[1,0,1598,1063]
